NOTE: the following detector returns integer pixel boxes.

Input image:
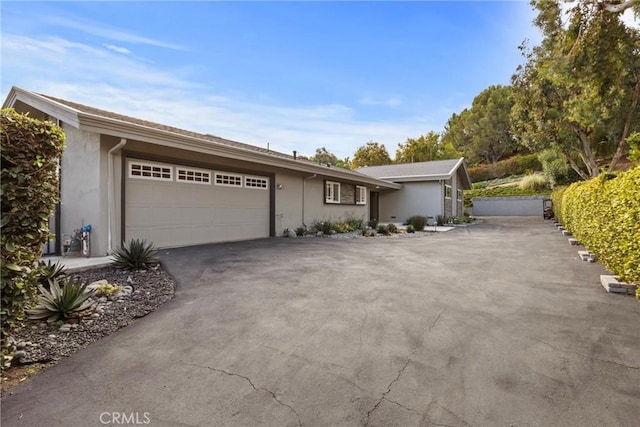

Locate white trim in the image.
[445,184,452,199]
[326,181,340,204]
[356,185,367,205]
[177,167,211,185]
[245,175,269,190]
[214,171,243,187]
[129,160,173,181]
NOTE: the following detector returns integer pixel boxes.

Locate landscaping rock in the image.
[600,275,638,295]
[568,238,580,246]
[562,230,572,236]
[578,251,596,262]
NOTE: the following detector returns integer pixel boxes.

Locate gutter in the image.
[107,138,127,253]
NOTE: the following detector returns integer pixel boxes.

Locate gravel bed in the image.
[8,265,176,366]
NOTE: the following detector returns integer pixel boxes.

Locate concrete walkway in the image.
[3,217,639,426]
[41,255,114,272]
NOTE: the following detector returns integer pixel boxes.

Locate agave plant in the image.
[37,260,67,285]
[112,238,159,270]
[27,278,96,323]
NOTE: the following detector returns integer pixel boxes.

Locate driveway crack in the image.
[191,364,302,426]
[362,309,445,426]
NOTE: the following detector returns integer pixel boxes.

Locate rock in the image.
[48,334,56,339]
[91,313,101,319]
[13,350,27,362]
[568,238,580,246]
[562,230,571,236]
[98,296,108,303]
[59,326,71,332]
[87,279,108,291]
[16,341,27,350]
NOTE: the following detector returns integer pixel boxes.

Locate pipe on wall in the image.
[107,138,127,253]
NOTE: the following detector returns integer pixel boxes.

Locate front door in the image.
[369,191,379,223]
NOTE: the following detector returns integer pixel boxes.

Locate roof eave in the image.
[76,113,401,189]
[3,86,81,128]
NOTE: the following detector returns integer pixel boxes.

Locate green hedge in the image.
[1,109,65,360]
[551,167,640,287]
[464,186,550,208]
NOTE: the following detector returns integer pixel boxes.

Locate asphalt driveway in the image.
[2,217,639,426]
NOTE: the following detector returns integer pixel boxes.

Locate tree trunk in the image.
[574,127,599,177]
[559,146,590,180]
[610,76,640,170]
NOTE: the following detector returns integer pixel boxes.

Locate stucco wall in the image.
[60,125,105,255]
[472,196,550,216]
[378,182,441,223]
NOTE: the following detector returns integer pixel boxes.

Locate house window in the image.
[326,181,340,204]
[356,186,367,205]
[445,184,452,199]
[177,167,211,184]
[245,176,268,189]
[457,189,463,201]
[129,161,172,181]
[215,172,243,187]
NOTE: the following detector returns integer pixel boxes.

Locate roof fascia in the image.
[3,87,81,127]
[77,113,400,189]
[375,174,450,183]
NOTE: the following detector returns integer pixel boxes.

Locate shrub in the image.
[519,174,549,191]
[377,224,390,235]
[464,186,550,208]
[387,223,398,233]
[468,154,542,182]
[294,226,307,237]
[408,215,427,231]
[95,283,123,298]
[1,109,65,364]
[26,278,95,323]
[367,219,378,229]
[345,214,365,231]
[436,215,446,226]
[113,239,159,270]
[333,222,350,233]
[37,260,67,286]
[406,225,416,233]
[552,167,640,287]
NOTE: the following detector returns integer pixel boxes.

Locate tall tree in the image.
[441,85,518,164]
[511,0,640,177]
[351,141,392,168]
[309,147,340,166]
[395,131,460,163]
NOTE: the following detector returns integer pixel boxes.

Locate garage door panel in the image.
[125,160,269,248]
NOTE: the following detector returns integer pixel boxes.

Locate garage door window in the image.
[215,172,243,187]
[129,161,172,181]
[245,176,268,189]
[177,167,211,184]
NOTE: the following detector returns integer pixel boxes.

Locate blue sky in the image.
[1,1,542,159]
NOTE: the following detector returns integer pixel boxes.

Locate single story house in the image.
[3,86,469,256]
[357,159,471,223]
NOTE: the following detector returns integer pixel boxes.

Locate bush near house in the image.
[552,167,640,292]
[464,186,550,208]
[1,109,65,365]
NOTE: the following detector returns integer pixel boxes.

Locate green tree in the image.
[511,0,640,178]
[352,141,392,168]
[441,85,519,164]
[309,147,340,166]
[395,131,460,163]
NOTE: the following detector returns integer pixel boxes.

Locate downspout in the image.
[107,139,127,253]
[302,173,317,228]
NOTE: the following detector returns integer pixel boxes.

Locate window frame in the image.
[457,189,463,201]
[214,171,243,187]
[176,167,211,185]
[244,175,269,190]
[356,185,367,205]
[128,161,173,182]
[325,181,341,204]
[445,184,452,199]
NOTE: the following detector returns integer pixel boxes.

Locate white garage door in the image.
[125,160,270,248]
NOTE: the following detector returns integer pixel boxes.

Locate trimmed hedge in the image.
[1,109,65,361]
[464,186,550,208]
[552,167,640,287]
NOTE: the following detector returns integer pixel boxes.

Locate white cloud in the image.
[358,95,403,108]
[104,44,132,55]
[1,33,436,159]
[43,15,185,51]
